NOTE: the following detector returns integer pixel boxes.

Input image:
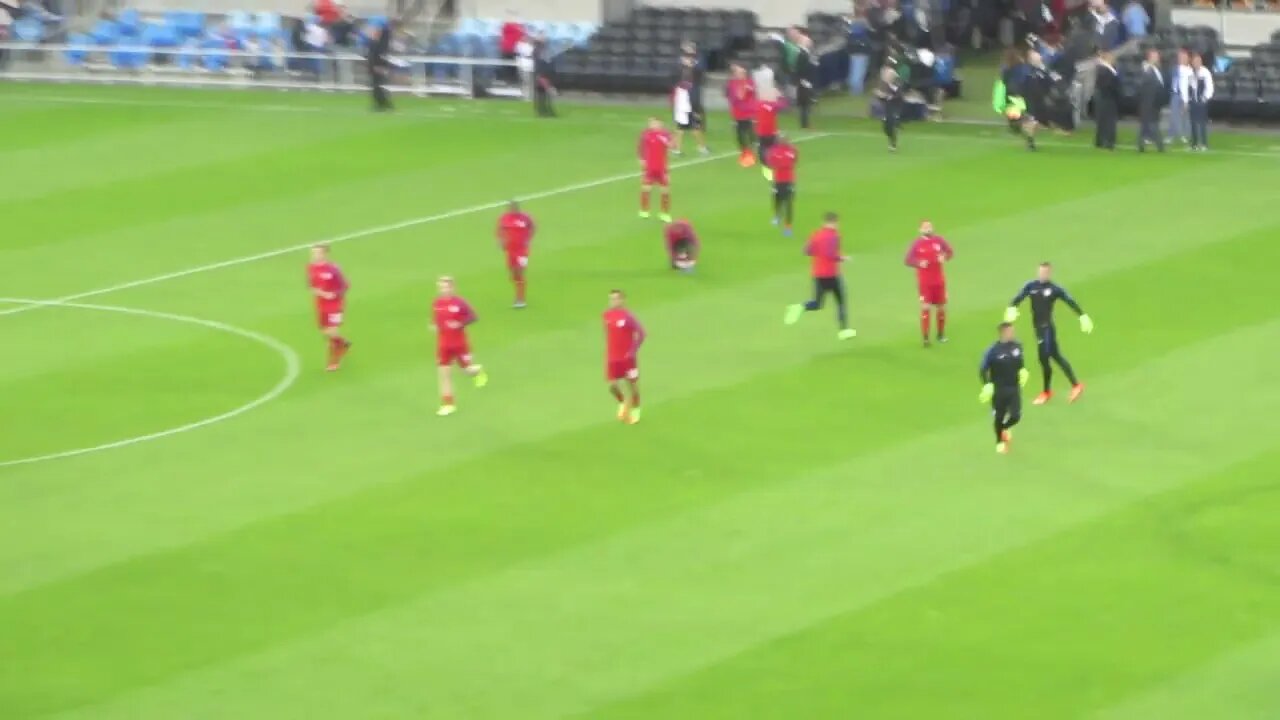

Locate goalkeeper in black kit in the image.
[979,322,1029,455]
[1004,262,1094,405]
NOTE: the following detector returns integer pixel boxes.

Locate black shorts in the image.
[758,134,777,159]
[736,119,752,134]
[812,275,845,305]
[992,386,1022,418]
[671,237,693,256]
[774,182,794,200]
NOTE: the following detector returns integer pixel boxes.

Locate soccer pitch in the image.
[3,83,1280,719]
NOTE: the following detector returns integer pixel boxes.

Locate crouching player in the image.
[432,276,488,416]
[665,219,700,272]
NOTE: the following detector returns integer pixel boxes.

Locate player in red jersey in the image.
[765,134,798,236]
[755,87,781,181]
[496,200,535,309]
[603,289,646,424]
[638,117,673,222]
[784,212,856,340]
[307,243,352,371]
[432,276,488,416]
[664,219,700,272]
[725,63,758,167]
[904,220,955,347]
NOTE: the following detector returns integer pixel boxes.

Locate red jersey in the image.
[905,234,954,284]
[755,101,780,137]
[726,77,757,121]
[603,307,645,362]
[806,227,843,278]
[665,220,699,255]
[497,211,535,254]
[308,261,348,303]
[638,128,672,171]
[766,143,798,183]
[433,295,476,348]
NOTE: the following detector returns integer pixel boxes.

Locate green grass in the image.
[2,83,1280,720]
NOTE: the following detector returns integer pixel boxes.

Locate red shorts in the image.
[918,283,948,305]
[316,303,344,329]
[437,344,473,368]
[506,252,528,270]
[642,168,669,187]
[606,358,639,381]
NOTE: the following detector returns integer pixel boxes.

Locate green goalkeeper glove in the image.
[978,383,994,403]
[1079,314,1094,334]
[1003,306,1019,323]
[1018,368,1029,387]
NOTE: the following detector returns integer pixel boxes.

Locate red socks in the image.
[327,336,347,365]
[660,193,670,213]
[515,279,526,303]
[937,309,947,337]
[629,383,641,408]
[640,191,650,211]
[920,310,931,340]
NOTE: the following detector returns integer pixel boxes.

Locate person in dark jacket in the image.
[846,9,872,95]
[366,21,393,112]
[532,38,556,117]
[1093,50,1119,149]
[795,35,817,129]
[1136,47,1166,152]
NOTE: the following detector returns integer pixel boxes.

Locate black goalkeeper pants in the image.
[1035,324,1079,392]
[992,387,1022,441]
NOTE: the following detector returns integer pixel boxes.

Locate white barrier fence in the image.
[0,43,522,98]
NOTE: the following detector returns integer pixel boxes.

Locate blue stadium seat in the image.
[524,20,548,38]
[169,11,205,39]
[201,38,231,71]
[90,19,120,45]
[366,15,388,29]
[456,17,483,35]
[13,18,44,43]
[117,9,142,36]
[64,33,91,64]
[254,12,282,35]
[227,10,253,32]
[142,22,179,49]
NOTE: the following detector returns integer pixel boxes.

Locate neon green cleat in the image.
[437,404,456,417]
[627,407,642,425]
[638,210,651,219]
[617,403,630,422]
[473,368,488,388]
[996,442,1008,454]
[762,167,774,182]
[658,213,673,223]
[784,304,804,325]
[837,328,857,340]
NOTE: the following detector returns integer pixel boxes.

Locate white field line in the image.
[0,298,301,468]
[0,134,831,318]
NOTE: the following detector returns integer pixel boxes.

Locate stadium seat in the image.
[227,11,253,32]
[64,33,91,64]
[117,9,142,36]
[255,12,282,35]
[12,18,44,43]
[91,19,119,45]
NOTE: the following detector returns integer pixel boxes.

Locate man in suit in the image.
[1093,50,1119,150]
[1136,48,1165,152]
[795,34,817,129]
[366,21,394,112]
[532,38,556,118]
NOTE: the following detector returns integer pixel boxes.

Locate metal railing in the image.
[0,43,520,96]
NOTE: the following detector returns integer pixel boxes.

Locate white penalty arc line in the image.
[0,134,831,319]
[0,298,301,469]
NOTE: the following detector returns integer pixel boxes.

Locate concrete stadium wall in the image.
[639,0,850,28]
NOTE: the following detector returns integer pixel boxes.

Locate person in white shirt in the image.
[670,71,708,156]
[515,35,534,98]
[1168,48,1191,144]
[1186,52,1214,151]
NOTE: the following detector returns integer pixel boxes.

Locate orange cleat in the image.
[740,151,757,168]
[1069,383,1085,403]
[1032,391,1053,405]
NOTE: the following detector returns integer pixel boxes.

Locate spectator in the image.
[1121,0,1148,42]
[499,12,524,83]
[1168,48,1190,144]
[1089,0,1120,51]
[515,32,534,95]
[1187,51,1212,151]
[846,5,873,95]
[314,0,341,27]
[301,15,329,78]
